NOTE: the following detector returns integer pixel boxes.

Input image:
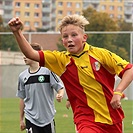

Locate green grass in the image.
[0,98,133,133]
[0,98,75,133]
[121,100,133,133]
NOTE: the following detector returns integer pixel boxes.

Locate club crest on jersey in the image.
[93,61,101,71]
[38,76,45,82]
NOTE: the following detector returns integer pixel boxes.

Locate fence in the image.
[0,31,133,62]
[0,31,133,99]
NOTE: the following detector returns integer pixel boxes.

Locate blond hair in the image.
[58,14,89,32]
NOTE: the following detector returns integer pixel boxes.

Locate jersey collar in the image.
[65,42,90,56]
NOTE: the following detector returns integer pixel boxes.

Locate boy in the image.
[17,43,64,133]
[9,14,133,133]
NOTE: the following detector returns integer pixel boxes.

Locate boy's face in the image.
[23,56,33,65]
[61,24,87,54]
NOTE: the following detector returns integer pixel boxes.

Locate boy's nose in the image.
[68,36,72,41]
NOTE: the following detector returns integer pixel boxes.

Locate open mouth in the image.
[68,44,74,47]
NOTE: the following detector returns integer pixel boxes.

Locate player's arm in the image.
[8,17,40,62]
[110,66,133,109]
[19,99,26,131]
[66,99,71,109]
[115,66,133,92]
[56,88,64,102]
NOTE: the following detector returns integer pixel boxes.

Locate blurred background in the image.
[0,0,133,132]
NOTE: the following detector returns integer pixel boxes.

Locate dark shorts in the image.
[25,118,56,133]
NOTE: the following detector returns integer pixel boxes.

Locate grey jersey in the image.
[16,67,64,127]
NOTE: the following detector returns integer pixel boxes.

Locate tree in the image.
[113,20,133,59]
[57,38,66,51]
[82,7,129,61]
[0,15,20,51]
[83,7,119,31]
[0,34,19,51]
[118,20,133,31]
[0,15,4,31]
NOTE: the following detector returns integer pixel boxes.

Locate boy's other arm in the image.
[110,66,133,109]
[19,99,26,131]
[56,88,64,102]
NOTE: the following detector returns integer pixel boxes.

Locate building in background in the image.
[99,0,124,21]
[55,0,83,31]
[82,0,133,26]
[0,0,13,26]
[83,0,124,21]
[83,0,100,11]
[0,0,133,31]
[13,0,42,31]
[124,1,133,25]
[42,0,56,31]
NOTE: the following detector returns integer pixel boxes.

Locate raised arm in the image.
[8,17,40,62]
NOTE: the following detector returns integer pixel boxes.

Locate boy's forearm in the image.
[13,30,40,62]
[56,88,65,102]
[115,67,133,93]
[19,99,25,121]
[20,111,24,121]
[13,30,33,58]
[58,88,65,96]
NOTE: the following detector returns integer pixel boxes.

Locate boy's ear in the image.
[83,34,88,42]
[61,39,63,43]
[61,39,65,46]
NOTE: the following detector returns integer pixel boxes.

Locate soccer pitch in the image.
[0,98,133,133]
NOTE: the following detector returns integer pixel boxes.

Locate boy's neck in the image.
[29,63,40,73]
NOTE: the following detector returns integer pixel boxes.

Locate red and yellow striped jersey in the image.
[39,43,132,125]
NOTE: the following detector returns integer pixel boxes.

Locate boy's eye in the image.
[72,33,77,37]
[63,35,68,38]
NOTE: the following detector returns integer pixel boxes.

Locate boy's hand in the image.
[66,100,71,109]
[110,94,121,109]
[56,94,63,102]
[20,120,26,131]
[8,17,23,32]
